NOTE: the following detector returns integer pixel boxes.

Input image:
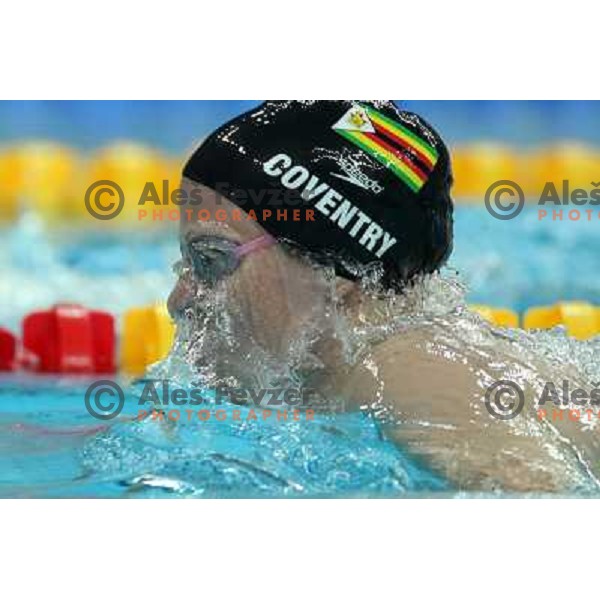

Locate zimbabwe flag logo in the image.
[332,103,439,193]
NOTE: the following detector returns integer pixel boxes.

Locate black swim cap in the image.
[183,101,453,290]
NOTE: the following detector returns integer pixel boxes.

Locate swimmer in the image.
[168,101,600,493]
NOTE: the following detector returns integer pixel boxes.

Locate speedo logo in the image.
[262,153,397,259]
[330,157,384,194]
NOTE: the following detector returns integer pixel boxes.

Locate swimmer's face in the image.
[168,179,334,378]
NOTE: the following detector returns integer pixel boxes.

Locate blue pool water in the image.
[0,377,446,497]
[1,205,599,497]
[452,206,600,312]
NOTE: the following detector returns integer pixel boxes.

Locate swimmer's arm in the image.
[344,336,572,493]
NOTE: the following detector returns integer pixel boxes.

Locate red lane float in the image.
[21,304,115,374]
[0,328,16,371]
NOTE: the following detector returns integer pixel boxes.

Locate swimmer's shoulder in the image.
[343,327,479,409]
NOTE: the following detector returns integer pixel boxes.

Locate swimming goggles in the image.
[174,234,276,286]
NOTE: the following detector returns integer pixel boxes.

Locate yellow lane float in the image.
[0,142,81,223]
[82,142,173,225]
[523,301,600,340]
[470,305,520,328]
[121,304,176,376]
[451,143,522,202]
[0,149,20,222]
[526,143,600,200]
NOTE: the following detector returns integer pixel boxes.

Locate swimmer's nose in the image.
[167,278,194,318]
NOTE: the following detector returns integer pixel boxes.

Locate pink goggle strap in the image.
[234,234,276,259]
